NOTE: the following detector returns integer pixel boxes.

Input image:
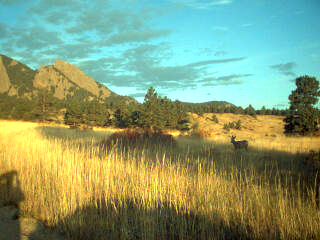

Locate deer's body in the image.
[231,136,248,151]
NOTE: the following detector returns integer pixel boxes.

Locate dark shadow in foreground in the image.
[50,196,254,240]
[0,170,25,240]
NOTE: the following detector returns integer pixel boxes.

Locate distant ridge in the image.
[180,100,236,111]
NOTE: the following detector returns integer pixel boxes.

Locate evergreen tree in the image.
[265,108,272,115]
[259,106,266,115]
[140,87,165,131]
[83,100,110,127]
[64,101,83,127]
[244,104,256,117]
[284,75,320,135]
[11,98,35,120]
[33,88,57,121]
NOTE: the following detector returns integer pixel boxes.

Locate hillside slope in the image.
[189,113,285,140]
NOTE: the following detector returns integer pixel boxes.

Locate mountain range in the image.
[0,54,134,103]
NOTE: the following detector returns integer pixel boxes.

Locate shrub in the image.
[223,120,242,131]
[191,129,211,138]
[205,115,219,123]
[212,115,219,123]
[223,123,231,132]
[235,120,242,130]
[98,129,177,152]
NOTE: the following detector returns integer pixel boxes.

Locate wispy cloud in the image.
[270,62,296,76]
[214,50,228,56]
[187,57,245,67]
[0,0,24,5]
[200,74,252,86]
[179,0,232,9]
[212,26,229,32]
[0,0,172,65]
[0,23,9,39]
[79,43,246,91]
[99,30,173,46]
[311,53,320,62]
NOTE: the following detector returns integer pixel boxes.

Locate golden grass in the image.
[0,119,320,240]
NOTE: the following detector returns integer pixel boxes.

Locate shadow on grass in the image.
[35,126,112,141]
[35,126,114,156]
[50,196,254,240]
[0,171,25,240]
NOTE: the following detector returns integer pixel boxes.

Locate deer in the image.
[230,135,248,151]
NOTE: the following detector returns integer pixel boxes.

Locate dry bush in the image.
[195,129,212,138]
[190,121,212,138]
[97,129,177,152]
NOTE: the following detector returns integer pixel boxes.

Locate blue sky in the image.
[0,0,319,109]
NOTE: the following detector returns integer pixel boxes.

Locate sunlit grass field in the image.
[0,120,320,240]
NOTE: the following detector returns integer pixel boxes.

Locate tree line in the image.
[182,102,289,117]
[0,75,319,135]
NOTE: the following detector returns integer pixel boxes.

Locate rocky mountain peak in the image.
[0,55,11,93]
[53,60,112,98]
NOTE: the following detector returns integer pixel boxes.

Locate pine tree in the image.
[244,104,256,117]
[284,75,320,135]
[141,87,166,132]
[64,101,83,128]
[33,88,56,121]
[259,106,266,115]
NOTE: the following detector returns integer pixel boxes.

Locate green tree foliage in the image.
[11,98,36,120]
[284,75,320,135]
[124,87,190,132]
[32,88,57,121]
[65,99,111,128]
[244,104,256,117]
[112,106,131,128]
[140,87,166,131]
[1,54,35,93]
[0,94,19,119]
[259,106,266,115]
[64,101,83,127]
[83,100,110,127]
[0,94,36,120]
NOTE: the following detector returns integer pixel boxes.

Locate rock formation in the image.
[0,56,11,93]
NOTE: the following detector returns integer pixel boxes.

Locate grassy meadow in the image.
[0,116,320,240]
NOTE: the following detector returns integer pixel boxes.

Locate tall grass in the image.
[0,120,319,240]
